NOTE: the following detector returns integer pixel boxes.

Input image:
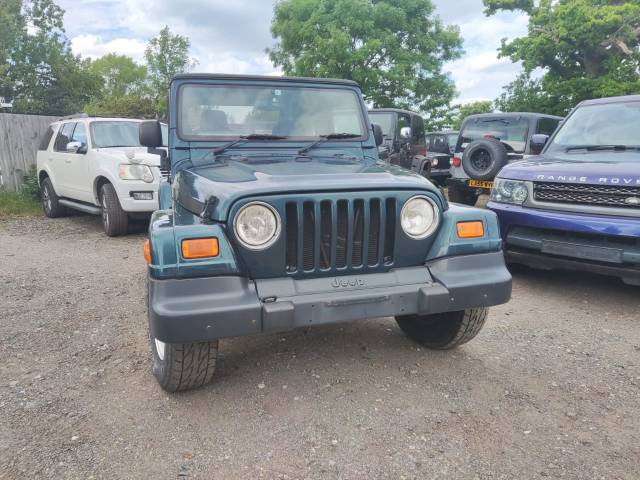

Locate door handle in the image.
[65,159,72,164]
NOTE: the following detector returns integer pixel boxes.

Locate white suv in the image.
[36,115,167,236]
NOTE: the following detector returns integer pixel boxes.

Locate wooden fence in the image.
[0,113,59,191]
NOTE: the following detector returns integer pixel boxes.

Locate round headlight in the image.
[234,202,281,250]
[400,196,439,239]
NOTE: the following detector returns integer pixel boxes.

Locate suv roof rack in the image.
[60,113,89,120]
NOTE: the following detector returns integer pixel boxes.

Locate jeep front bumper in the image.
[148,252,511,343]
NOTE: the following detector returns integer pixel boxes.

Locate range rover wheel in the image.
[100,183,129,237]
[150,336,219,392]
[41,177,66,218]
[395,308,488,349]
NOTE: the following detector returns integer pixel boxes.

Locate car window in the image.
[397,114,411,135]
[460,117,529,153]
[179,85,366,140]
[431,135,448,153]
[54,123,75,152]
[551,101,640,150]
[369,112,395,138]
[446,133,458,147]
[536,118,560,136]
[71,123,87,146]
[38,126,55,151]
[412,116,425,142]
[91,121,142,148]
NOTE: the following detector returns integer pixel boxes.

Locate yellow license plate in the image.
[468,180,494,189]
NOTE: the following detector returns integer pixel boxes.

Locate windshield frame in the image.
[545,100,640,155]
[176,83,369,144]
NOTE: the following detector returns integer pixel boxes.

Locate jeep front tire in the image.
[100,183,129,237]
[150,336,219,392]
[396,308,488,349]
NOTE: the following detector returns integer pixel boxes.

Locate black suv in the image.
[369,108,427,173]
[425,130,458,186]
[448,112,562,205]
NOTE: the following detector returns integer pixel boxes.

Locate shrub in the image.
[21,167,40,200]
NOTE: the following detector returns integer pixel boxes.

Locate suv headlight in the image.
[491,178,529,205]
[118,164,154,183]
[400,196,440,239]
[234,202,281,250]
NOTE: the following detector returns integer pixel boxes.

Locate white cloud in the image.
[70,35,147,62]
[60,0,529,104]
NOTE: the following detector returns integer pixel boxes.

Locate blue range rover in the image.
[488,95,640,286]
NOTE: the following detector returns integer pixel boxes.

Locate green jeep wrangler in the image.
[140,74,512,392]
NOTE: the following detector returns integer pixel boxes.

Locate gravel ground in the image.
[1,214,638,480]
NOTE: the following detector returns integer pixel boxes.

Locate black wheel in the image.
[447,182,476,206]
[100,183,129,237]
[396,308,488,349]
[150,335,219,392]
[461,139,508,180]
[41,177,66,218]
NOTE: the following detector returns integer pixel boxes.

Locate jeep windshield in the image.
[548,100,640,159]
[459,117,529,153]
[92,121,168,148]
[178,85,367,142]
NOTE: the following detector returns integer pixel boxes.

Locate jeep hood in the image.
[95,147,163,167]
[499,152,640,184]
[173,156,439,220]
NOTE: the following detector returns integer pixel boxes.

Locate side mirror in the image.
[372,123,383,146]
[400,126,412,140]
[139,120,162,148]
[140,120,169,171]
[530,134,549,155]
[66,141,82,153]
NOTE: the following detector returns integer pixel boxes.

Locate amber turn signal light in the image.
[182,237,219,259]
[456,221,484,239]
[143,240,152,264]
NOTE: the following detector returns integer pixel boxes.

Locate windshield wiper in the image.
[211,134,288,155]
[565,145,640,152]
[298,133,361,154]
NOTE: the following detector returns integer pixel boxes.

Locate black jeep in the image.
[369,108,427,173]
[448,112,562,205]
[424,130,458,186]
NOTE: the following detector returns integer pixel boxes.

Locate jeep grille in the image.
[284,197,396,274]
[533,182,640,209]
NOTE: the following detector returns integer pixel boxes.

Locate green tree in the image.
[145,26,195,114]
[89,54,148,98]
[84,53,153,118]
[1,0,100,115]
[268,0,463,122]
[486,0,640,115]
[451,100,493,129]
[0,0,23,100]
[84,94,156,118]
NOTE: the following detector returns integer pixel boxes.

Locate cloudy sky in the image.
[59,0,528,105]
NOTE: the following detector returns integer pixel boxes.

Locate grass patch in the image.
[0,191,42,219]
[0,168,43,219]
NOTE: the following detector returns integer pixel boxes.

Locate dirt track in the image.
[1,214,639,479]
